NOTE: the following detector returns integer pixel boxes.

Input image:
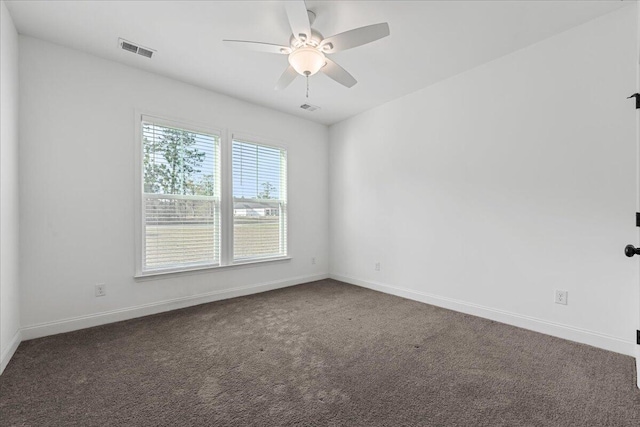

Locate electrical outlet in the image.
[555,290,567,305]
[311,257,316,265]
[95,284,106,297]
[375,262,381,271]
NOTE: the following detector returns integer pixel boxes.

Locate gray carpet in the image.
[1,279,639,426]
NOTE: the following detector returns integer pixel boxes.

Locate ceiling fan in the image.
[223,0,390,93]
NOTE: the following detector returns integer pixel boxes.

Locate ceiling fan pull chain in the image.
[224,3,389,92]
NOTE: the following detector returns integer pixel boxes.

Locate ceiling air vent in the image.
[121,41,138,54]
[137,47,154,58]
[300,103,320,112]
[118,38,155,59]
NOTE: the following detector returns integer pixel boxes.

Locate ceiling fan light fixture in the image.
[223,0,390,91]
[288,47,326,76]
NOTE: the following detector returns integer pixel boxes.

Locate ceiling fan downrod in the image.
[222,0,390,92]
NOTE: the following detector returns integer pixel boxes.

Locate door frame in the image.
[635,0,640,390]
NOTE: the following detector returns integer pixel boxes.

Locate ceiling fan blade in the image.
[275,65,298,90]
[321,58,357,88]
[223,40,291,54]
[285,0,311,41]
[321,23,390,53]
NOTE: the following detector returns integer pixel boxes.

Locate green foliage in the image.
[258,182,276,199]
[143,127,213,196]
[194,174,216,197]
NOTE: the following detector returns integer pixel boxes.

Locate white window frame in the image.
[134,112,290,278]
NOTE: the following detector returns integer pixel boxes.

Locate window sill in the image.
[134,256,292,281]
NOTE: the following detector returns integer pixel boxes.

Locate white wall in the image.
[1,1,21,373]
[18,36,329,338]
[330,6,639,355]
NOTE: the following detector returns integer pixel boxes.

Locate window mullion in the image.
[220,130,233,266]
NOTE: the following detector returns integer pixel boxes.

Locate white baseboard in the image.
[331,274,635,357]
[1,329,22,375]
[20,273,329,342]
[5,273,634,376]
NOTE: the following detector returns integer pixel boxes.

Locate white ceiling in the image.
[5,0,630,125]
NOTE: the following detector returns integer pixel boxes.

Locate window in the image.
[232,139,287,261]
[140,116,220,274]
[136,114,288,276]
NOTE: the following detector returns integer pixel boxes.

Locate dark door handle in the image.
[625,244,640,257]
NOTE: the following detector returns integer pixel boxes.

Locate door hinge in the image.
[628,93,640,109]
[636,212,640,227]
[637,330,640,346]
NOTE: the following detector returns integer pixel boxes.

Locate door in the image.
[636,2,640,390]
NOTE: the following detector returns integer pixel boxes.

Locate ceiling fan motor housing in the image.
[223,1,390,90]
[289,28,324,49]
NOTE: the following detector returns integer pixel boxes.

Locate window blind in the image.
[232,139,287,261]
[141,118,220,273]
